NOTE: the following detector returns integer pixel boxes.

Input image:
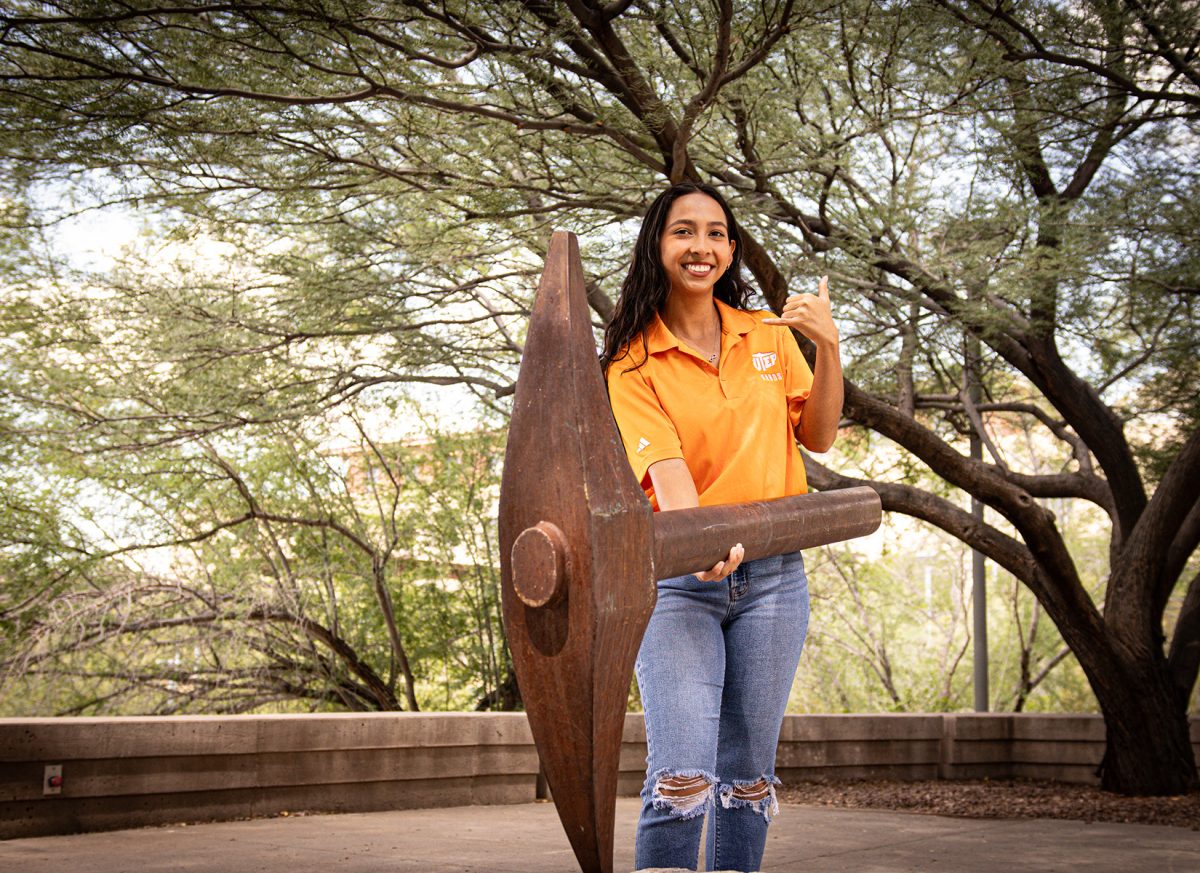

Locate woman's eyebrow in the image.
[667,218,728,229]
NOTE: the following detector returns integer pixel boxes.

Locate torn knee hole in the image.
[658,775,710,798]
[650,771,715,819]
[719,776,781,821]
[730,778,772,802]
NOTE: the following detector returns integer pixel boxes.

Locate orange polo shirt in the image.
[606,298,813,509]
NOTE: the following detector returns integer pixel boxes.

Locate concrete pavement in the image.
[2,796,1196,872]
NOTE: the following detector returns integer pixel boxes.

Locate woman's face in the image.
[658,192,736,301]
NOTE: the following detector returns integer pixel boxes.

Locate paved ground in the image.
[2,797,1197,872]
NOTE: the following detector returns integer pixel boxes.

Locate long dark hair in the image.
[600,182,752,373]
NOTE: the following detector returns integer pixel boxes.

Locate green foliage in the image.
[1,1,1198,736]
[0,390,510,714]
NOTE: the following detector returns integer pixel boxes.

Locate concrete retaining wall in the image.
[3,713,1198,838]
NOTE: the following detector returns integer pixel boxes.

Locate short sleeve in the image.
[605,360,684,487]
[780,329,814,434]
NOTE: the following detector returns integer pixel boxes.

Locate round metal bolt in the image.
[512,521,569,608]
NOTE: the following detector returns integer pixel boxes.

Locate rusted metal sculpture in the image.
[499,232,881,873]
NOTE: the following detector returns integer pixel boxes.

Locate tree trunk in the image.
[1092,654,1198,795]
[994,558,1197,795]
[475,667,523,711]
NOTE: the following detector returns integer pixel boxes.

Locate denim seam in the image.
[728,564,749,602]
[635,659,652,766]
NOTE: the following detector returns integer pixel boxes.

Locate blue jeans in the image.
[634,551,810,872]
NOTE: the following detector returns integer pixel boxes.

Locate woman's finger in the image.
[697,543,744,582]
[725,543,745,575]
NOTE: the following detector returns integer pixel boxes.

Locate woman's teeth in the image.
[685,263,712,275]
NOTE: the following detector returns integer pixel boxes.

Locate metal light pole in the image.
[966,332,989,713]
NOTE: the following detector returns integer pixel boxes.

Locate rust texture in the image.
[498,231,882,873]
[652,487,882,581]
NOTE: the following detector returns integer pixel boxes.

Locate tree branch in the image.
[1108,426,1200,632]
[1168,567,1200,709]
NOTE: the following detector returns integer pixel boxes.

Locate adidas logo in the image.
[636,437,650,454]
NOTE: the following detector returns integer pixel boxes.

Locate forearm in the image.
[646,457,701,510]
[646,457,743,579]
[796,338,843,453]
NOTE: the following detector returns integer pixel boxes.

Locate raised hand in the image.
[762,275,838,347]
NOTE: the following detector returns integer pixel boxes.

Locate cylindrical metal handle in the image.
[651,486,882,581]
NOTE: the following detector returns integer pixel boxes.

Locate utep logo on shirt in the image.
[751,351,782,382]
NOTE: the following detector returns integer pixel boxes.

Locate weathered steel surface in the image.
[500,232,656,873]
[653,487,882,581]
[499,231,882,873]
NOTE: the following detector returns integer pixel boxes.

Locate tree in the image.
[0,390,511,714]
[792,481,1101,715]
[1,1,1197,792]
[796,541,976,713]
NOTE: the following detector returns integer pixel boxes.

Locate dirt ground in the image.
[778,779,1200,830]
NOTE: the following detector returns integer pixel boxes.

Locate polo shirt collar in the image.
[645,297,756,356]
[715,298,757,337]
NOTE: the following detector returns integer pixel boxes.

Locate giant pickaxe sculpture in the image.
[499,232,882,873]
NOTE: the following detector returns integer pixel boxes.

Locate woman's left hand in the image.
[762,275,838,347]
[694,543,745,583]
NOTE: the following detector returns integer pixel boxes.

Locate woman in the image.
[602,182,843,872]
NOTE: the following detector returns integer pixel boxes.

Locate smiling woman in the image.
[657,193,736,366]
[600,182,843,872]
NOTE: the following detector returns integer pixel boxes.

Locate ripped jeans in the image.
[634,551,809,872]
